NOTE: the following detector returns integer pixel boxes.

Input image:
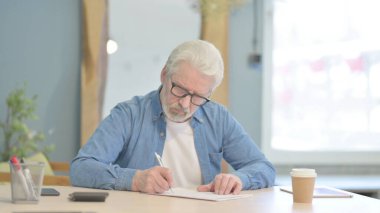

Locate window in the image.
[262,0,380,164]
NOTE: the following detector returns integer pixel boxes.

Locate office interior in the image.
[1,0,379,199]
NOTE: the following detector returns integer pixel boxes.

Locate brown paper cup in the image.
[290,168,317,203]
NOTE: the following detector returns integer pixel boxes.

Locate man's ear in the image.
[160,66,167,83]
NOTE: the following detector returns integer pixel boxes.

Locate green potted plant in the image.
[0,85,54,162]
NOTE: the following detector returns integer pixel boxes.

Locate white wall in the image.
[229,0,263,145]
[103,0,201,117]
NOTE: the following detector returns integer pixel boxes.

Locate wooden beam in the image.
[81,0,108,146]
[200,0,229,107]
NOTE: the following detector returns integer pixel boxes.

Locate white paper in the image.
[157,187,253,201]
[280,186,353,198]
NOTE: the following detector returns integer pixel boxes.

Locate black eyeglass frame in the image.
[170,82,210,106]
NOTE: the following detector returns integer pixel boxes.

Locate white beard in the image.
[163,103,191,123]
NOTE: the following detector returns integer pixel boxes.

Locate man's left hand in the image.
[197,173,242,195]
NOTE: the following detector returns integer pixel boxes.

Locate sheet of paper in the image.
[280,186,353,198]
[157,187,253,201]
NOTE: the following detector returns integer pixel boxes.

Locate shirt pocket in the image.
[208,152,223,175]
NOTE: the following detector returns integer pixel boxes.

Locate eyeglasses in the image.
[170,82,210,106]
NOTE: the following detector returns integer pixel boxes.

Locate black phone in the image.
[41,188,60,196]
[69,192,109,202]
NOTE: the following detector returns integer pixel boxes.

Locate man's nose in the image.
[179,95,191,108]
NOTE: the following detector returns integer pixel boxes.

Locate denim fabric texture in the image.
[70,87,275,191]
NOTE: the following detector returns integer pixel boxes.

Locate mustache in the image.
[170,103,190,113]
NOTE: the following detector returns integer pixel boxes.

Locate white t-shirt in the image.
[162,119,202,189]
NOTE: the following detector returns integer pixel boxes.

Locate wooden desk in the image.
[0,185,379,213]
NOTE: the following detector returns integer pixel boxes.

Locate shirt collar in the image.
[151,86,165,121]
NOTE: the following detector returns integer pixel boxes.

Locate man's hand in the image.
[197,173,242,195]
[131,166,173,194]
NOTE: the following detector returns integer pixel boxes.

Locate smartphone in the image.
[41,188,60,196]
[69,192,109,202]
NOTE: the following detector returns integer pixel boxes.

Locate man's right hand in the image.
[131,166,173,194]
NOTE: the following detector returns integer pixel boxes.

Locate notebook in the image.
[156,187,253,201]
[280,186,353,198]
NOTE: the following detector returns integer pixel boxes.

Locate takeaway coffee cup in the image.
[290,168,317,203]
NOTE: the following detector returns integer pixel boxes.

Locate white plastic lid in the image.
[290,168,317,177]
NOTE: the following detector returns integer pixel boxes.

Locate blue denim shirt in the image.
[70,88,275,190]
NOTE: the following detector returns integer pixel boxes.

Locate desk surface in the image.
[0,185,379,213]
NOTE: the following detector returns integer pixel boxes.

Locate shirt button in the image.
[160,132,165,137]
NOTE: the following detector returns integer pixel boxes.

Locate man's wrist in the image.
[131,170,141,192]
[231,171,248,190]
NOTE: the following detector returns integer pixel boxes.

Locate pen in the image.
[21,158,38,200]
[154,152,173,193]
[10,156,32,200]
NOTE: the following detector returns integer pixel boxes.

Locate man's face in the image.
[160,62,215,123]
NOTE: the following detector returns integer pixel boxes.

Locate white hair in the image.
[165,40,224,90]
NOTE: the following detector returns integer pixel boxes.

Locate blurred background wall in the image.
[0,0,81,161]
[0,0,260,162]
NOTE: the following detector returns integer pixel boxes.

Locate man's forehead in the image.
[171,75,212,95]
